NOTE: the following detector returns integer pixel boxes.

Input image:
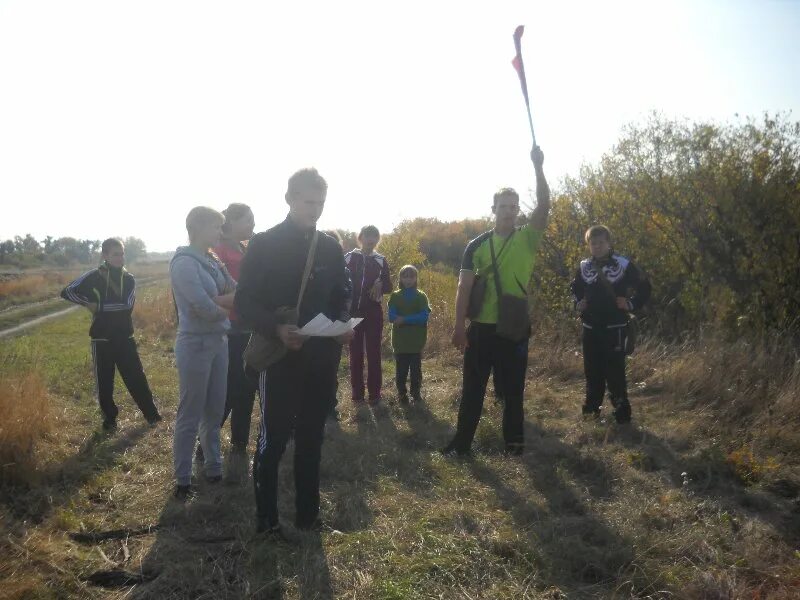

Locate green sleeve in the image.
[521,225,544,252]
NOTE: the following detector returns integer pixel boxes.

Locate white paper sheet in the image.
[297,313,363,337]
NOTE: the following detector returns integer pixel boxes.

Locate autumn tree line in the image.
[5,114,798,337]
[368,114,800,338]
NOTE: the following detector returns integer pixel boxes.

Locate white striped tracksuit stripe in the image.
[257,370,268,454]
[91,341,100,402]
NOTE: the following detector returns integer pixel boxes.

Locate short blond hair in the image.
[287,168,327,199]
[186,206,224,243]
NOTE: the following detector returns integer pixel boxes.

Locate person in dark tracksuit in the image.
[213,203,258,455]
[235,168,352,536]
[570,225,651,424]
[442,146,550,457]
[61,238,161,430]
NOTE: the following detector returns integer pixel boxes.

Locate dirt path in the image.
[0,305,80,338]
[0,277,167,339]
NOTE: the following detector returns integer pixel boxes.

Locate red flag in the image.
[512,25,530,108]
[511,25,536,146]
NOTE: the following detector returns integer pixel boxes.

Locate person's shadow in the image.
[610,419,800,546]
[407,396,635,593]
[2,423,150,522]
[124,453,333,599]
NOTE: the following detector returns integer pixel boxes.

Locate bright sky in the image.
[1,1,798,252]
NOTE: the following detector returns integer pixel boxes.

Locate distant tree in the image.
[0,240,15,264]
[123,237,147,263]
[14,234,41,255]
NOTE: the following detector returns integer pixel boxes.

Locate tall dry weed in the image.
[132,285,176,339]
[417,267,457,356]
[0,271,77,302]
[0,371,52,484]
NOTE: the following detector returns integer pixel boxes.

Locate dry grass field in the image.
[1,282,799,599]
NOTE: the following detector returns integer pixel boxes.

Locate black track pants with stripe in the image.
[253,338,339,528]
[92,337,159,423]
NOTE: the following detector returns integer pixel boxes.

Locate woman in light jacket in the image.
[170,206,236,500]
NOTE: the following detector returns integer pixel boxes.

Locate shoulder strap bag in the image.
[466,232,513,320]
[243,232,319,372]
[489,233,531,342]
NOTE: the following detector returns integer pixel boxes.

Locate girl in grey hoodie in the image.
[170,206,236,500]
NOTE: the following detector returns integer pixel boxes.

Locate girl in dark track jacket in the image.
[61,238,161,430]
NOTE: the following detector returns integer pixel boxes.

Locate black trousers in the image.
[582,326,630,418]
[395,352,422,396]
[328,345,343,413]
[450,323,529,452]
[91,337,159,423]
[253,338,339,528]
[221,332,258,449]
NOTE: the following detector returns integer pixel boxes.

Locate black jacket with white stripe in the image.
[61,265,136,339]
[570,253,651,329]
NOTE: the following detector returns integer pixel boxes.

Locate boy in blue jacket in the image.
[387,265,431,404]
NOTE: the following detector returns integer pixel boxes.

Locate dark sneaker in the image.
[146,413,163,426]
[296,517,339,533]
[613,403,632,424]
[411,392,423,404]
[174,485,193,501]
[256,520,289,542]
[504,443,524,457]
[102,419,118,432]
[440,444,471,459]
[581,406,601,419]
[397,392,409,405]
[205,474,223,484]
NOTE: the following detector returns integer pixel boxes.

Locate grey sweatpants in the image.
[173,332,228,486]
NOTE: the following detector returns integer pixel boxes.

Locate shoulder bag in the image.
[489,234,531,342]
[243,232,318,372]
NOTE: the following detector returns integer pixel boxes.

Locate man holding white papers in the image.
[235,168,353,536]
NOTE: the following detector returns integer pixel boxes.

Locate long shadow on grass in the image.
[1,424,151,522]
[131,465,333,599]
[405,399,638,596]
[611,423,800,545]
[316,396,465,538]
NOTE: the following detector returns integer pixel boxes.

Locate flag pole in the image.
[512,25,537,148]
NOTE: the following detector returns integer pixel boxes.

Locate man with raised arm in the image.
[442,146,550,457]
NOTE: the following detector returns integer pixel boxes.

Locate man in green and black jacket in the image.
[61,238,161,430]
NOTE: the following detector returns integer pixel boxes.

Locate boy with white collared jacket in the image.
[570,225,651,424]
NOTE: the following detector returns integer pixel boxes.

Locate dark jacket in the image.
[61,265,136,339]
[570,253,651,328]
[344,249,392,316]
[235,217,351,338]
